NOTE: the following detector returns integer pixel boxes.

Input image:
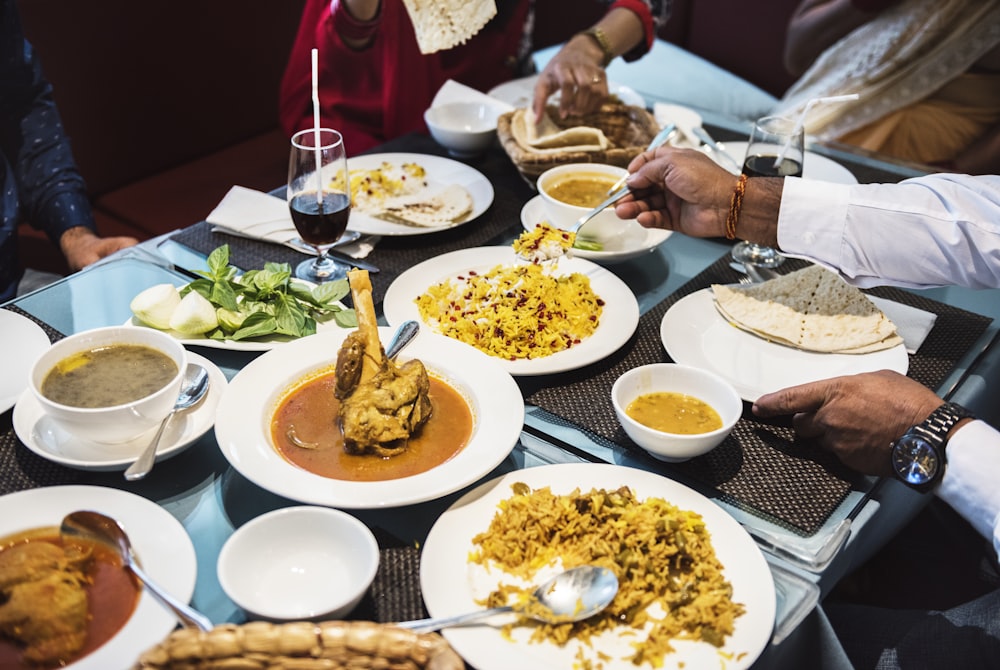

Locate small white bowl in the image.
[611,364,742,462]
[29,325,187,444]
[218,506,379,621]
[424,101,502,157]
[537,163,629,246]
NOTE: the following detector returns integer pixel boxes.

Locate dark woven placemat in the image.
[170,134,533,306]
[0,305,86,495]
[524,256,993,535]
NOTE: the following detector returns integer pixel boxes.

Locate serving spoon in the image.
[385,320,419,360]
[395,565,618,634]
[60,510,214,632]
[124,364,210,481]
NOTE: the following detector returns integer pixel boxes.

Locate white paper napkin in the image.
[206,186,377,259]
[653,102,704,149]
[870,296,937,354]
[431,79,514,112]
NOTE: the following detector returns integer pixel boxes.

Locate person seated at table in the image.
[615,145,1000,668]
[0,0,137,303]
[278,0,671,154]
[772,0,1000,174]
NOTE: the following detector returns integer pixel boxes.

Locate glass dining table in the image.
[4,118,999,669]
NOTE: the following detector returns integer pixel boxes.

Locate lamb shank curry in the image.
[271,269,473,481]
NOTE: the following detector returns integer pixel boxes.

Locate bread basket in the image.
[133,621,464,670]
[497,102,659,182]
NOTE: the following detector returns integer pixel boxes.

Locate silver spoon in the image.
[385,320,419,360]
[395,565,618,634]
[124,364,209,481]
[60,510,214,632]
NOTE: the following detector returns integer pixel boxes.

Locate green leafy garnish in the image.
[573,237,604,252]
[179,245,357,341]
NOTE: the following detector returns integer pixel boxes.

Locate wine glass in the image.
[731,115,804,269]
[287,128,351,283]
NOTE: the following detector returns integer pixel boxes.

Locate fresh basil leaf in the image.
[311,279,350,306]
[333,310,359,328]
[207,245,231,279]
[231,311,278,340]
[274,295,307,336]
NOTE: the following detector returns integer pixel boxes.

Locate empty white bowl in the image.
[218,506,379,621]
[611,364,742,462]
[29,325,187,444]
[424,101,503,157]
[536,163,629,246]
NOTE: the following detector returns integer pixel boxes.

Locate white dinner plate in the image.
[0,310,51,413]
[214,327,523,509]
[125,314,350,352]
[12,352,227,471]
[660,289,909,402]
[0,485,197,669]
[520,195,671,263]
[714,141,858,184]
[420,463,775,670]
[344,152,494,237]
[488,74,646,109]
[382,246,639,376]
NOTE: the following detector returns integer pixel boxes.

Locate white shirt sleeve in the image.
[937,421,1000,558]
[776,174,1000,290]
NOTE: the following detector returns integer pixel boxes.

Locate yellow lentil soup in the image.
[626,391,723,434]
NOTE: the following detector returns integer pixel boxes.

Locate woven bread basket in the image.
[497,102,659,182]
[133,621,464,670]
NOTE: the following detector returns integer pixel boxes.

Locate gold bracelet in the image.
[578,27,615,67]
[726,174,748,240]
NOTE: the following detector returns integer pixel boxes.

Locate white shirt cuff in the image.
[938,420,1000,557]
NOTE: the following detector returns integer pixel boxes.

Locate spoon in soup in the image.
[394,565,618,634]
[60,510,214,632]
[124,364,209,481]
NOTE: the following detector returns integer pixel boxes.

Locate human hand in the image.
[59,226,139,272]
[613,147,735,238]
[752,370,943,477]
[531,34,608,120]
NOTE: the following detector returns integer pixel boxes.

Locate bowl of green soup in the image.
[29,326,187,444]
[611,363,742,462]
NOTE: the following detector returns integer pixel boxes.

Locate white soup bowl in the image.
[424,101,503,157]
[537,163,629,246]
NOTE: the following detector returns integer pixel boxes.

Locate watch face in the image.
[892,434,940,487]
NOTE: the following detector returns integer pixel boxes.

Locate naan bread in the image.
[509,108,610,154]
[379,184,473,227]
[711,265,902,354]
[402,0,497,54]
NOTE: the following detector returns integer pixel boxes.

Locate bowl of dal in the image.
[611,363,742,462]
[537,163,629,245]
[28,325,187,444]
[424,101,504,158]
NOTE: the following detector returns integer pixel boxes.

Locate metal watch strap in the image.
[579,28,615,67]
[913,402,975,446]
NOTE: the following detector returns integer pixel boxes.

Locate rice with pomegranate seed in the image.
[469,483,745,669]
[414,263,604,360]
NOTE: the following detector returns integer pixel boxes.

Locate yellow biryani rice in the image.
[414,263,603,360]
[331,161,428,213]
[469,484,745,668]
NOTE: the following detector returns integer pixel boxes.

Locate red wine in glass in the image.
[742,155,803,178]
[290,192,351,245]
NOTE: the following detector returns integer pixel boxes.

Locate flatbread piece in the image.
[509,108,610,154]
[711,265,902,353]
[402,0,497,54]
[379,184,474,227]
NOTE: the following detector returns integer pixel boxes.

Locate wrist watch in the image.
[890,402,974,492]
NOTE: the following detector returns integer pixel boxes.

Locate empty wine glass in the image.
[731,115,804,269]
[287,128,351,283]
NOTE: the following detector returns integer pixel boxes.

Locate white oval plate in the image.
[488,75,646,109]
[13,352,227,471]
[0,310,51,413]
[344,152,494,237]
[382,246,640,376]
[214,327,523,509]
[125,315,349,352]
[660,289,909,402]
[714,141,858,184]
[420,463,775,670]
[0,485,197,669]
[520,195,671,263]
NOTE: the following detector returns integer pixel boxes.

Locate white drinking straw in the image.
[311,48,323,206]
[773,93,861,169]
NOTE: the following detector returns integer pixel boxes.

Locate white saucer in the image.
[12,352,227,471]
[520,195,671,263]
